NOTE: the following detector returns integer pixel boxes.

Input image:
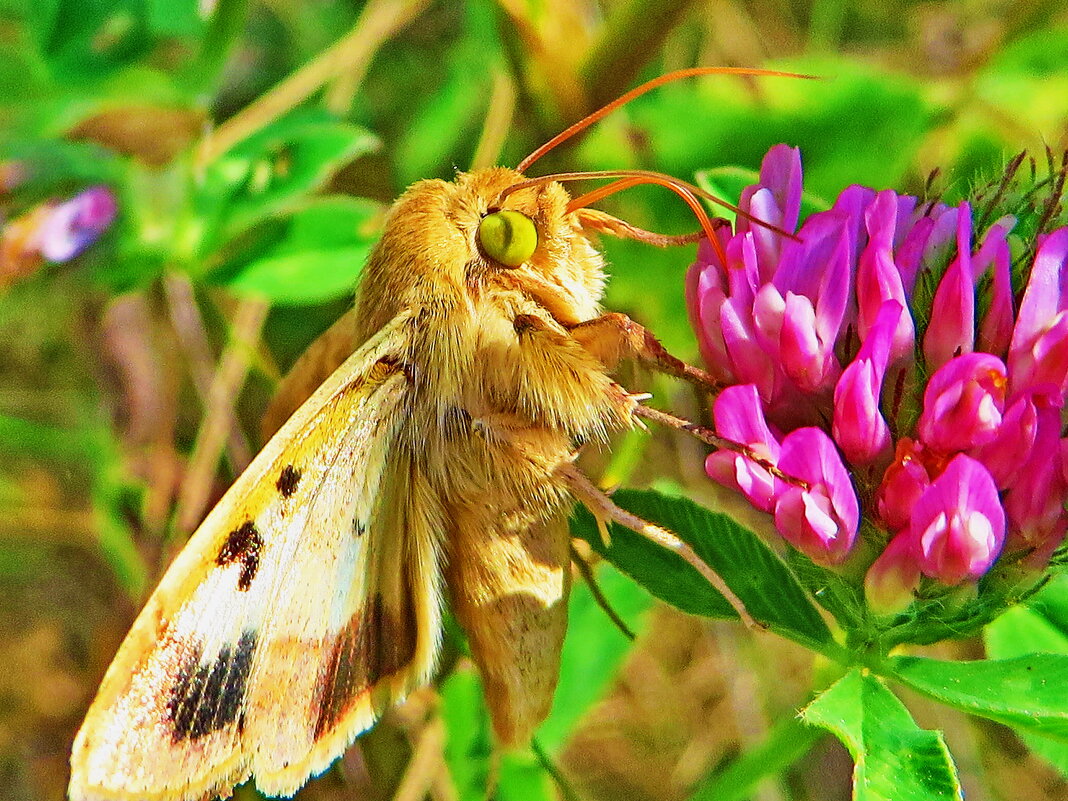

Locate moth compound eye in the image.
[477,210,537,267]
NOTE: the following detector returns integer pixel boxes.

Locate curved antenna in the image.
[500,169,798,261]
[516,66,815,174]
[501,170,729,261]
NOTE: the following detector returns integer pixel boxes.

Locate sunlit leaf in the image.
[570,489,835,653]
[983,574,1068,777]
[803,669,962,801]
[199,110,378,248]
[888,652,1068,742]
[219,196,379,303]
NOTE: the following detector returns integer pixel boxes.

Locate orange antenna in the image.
[516,66,815,174]
[500,168,799,263]
[503,170,729,262]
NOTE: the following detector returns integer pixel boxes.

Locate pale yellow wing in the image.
[69,314,444,801]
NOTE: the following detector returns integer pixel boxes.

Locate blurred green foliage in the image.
[2,1,1068,800]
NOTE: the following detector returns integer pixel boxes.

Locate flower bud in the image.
[910,455,1005,585]
[773,428,859,564]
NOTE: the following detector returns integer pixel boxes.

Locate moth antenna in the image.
[567,177,647,213]
[503,169,797,249]
[574,207,710,248]
[501,169,722,254]
[516,66,816,174]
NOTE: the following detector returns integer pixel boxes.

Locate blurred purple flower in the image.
[36,185,118,263]
[688,144,1068,596]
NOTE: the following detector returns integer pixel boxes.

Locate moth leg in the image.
[568,312,719,390]
[505,312,640,433]
[570,542,636,640]
[557,461,759,630]
[633,404,799,486]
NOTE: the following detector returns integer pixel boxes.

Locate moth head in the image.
[468,167,608,321]
[352,166,607,335]
[356,67,808,335]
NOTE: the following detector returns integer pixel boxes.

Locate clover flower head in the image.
[688,145,1068,605]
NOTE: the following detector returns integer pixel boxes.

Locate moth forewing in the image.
[69,315,442,801]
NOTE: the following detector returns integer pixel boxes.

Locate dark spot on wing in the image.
[216,521,263,591]
[168,630,257,741]
[313,593,417,740]
[276,464,301,498]
[353,519,365,538]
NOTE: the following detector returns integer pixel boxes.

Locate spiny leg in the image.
[633,404,807,489]
[557,461,759,630]
[568,312,720,391]
[569,542,636,641]
[567,312,805,482]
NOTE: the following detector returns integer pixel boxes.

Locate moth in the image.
[69,67,786,801]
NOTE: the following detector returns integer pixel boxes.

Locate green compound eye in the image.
[477,209,537,267]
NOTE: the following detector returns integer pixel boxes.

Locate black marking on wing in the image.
[276,464,302,498]
[168,630,257,741]
[312,593,417,740]
[216,521,263,591]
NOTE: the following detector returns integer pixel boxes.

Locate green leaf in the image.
[802,669,962,801]
[440,665,493,801]
[226,246,368,305]
[569,489,835,654]
[536,562,651,753]
[200,110,379,248]
[888,653,1068,742]
[689,716,824,801]
[1026,572,1068,639]
[784,549,868,629]
[146,0,202,37]
[0,139,123,195]
[220,197,380,304]
[26,0,160,82]
[984,575,1068,776]
[695,166,830,227]
[495,750,557,801]
[571,497,732,619]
